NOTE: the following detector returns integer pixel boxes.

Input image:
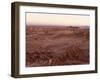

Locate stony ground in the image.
[26,26,89,67]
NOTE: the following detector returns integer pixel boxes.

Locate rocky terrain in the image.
[26,25,89,67]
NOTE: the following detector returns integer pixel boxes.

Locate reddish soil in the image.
[26,25,89,67]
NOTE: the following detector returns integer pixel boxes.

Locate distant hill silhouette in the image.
[26,24,89,29]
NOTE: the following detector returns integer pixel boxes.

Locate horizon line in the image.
[26,24,89,27]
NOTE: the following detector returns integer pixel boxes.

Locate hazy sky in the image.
[26,13,90,26]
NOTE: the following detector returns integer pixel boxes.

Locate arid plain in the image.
[26,25,89,67]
